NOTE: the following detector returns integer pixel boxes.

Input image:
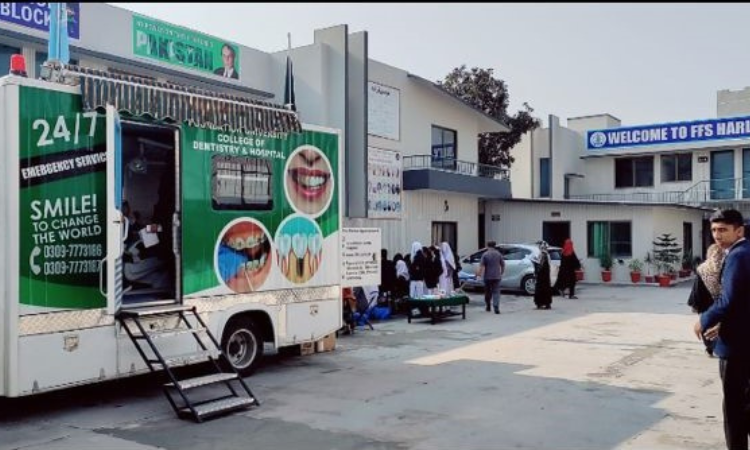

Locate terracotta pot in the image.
[658,275,671,287]
[601,270,612,282]
[645,275,655,283]
[630,272,641,283]
[670,273,677,281]
[679,269,691,278]
[575,269,584,281]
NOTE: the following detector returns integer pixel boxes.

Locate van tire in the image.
[522,275,536,296]
[221,318,264,376]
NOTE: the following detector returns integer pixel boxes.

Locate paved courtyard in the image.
[0,283,725,450]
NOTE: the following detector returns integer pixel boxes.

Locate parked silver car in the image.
[457,243,561,295]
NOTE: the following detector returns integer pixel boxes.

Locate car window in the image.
[466,249,486,264]
[504,249,529,261]
[548,249,562,261]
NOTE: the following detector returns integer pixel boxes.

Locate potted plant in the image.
[653,233,681,287]
[628,258,643,283]
[644,252,655,283]
[599,252,613,282]
[575,258,585,281]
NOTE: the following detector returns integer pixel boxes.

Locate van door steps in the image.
[117,305,259,423]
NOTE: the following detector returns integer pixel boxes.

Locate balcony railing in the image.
[402,155,509,180]
[569,178,750,205]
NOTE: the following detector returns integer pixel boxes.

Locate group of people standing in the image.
[380,242,461,301]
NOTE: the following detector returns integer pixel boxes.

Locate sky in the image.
[111,3,750,128]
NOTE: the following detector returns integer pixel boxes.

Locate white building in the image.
[0,3,510,258]
[503,91,750,281]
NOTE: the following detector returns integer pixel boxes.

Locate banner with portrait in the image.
[367,147,402,219]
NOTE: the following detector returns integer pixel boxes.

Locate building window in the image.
[661,154,692,182]
[587,221,632,258]
[431,125,457,170]
[1,44,21,76]
[615,156,653,188]
[211,155,273,210]
[540,158,550,197]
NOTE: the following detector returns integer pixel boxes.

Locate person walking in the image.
[477,241,505,314]
[533,241,553,310]
[694,209,750,450]
[554,239,581,299]
[687,243,725,357]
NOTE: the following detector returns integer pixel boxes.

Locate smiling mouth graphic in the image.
[289,167,331,200]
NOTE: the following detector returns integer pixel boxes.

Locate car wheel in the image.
[521,275,536,296]
[221,318,264,376]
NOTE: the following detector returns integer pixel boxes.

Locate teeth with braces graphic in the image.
[228,235,266,251]
[243,253,267,272]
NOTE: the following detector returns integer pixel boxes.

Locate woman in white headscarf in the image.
[408,241,426,298]
[439,242,456,294]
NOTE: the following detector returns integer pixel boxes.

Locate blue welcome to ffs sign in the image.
[0,3,80,39]
[587,116,750,150]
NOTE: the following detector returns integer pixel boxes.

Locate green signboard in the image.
[132,14,241,79]
[181,127,340,296]
[19,87,107,309]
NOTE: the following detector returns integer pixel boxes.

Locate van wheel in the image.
[522,275,536,296]
[221,318,263,376]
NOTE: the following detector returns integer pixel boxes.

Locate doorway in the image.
[432,221,457,254]
[120,121,179,305]
[542,222,570,248]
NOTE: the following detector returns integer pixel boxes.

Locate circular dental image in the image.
[215,219,272,293]
[284,145,334,218]
[275,215,324,284]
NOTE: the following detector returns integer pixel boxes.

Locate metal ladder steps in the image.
[165,373,238,391]
[131,326,207,340]
[177,396,256,421]
[149,350,220,367]
[119,304,194,318]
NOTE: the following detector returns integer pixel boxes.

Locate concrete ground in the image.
[0,283,726,450]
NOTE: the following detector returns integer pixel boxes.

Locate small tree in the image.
[628,258,643,273]
[644,251,654,275]
[652,233,681,275]
[599,252,613,271]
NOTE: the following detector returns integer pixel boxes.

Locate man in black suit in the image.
[214,43,239,79]
[695,209,750,449]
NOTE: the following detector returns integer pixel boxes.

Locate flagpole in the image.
[286,33,291,108]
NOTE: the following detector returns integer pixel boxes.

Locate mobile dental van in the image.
[0,65,343,398]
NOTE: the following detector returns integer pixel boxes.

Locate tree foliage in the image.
[438,65,541,168]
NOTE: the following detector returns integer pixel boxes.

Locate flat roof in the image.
[407,74,510,133]
[504,197,714,212]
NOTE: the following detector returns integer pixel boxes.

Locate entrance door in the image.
[105,105,124,314]
[711,150,735,200]
[542,221,570,248]
[432,221,457,254]
[119,121,179,305]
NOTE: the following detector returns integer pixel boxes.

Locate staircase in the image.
[117,304,259,422]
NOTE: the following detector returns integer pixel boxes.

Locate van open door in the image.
[104,105,124,315]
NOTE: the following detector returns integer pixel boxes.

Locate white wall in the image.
[485,200,705,283]
[367,60,484,162]
[717,87,750,118]
[344,191,478,258]
[510,131,533,198]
